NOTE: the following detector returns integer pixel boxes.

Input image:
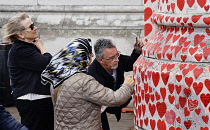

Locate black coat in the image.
[7,40,52,99]
[87,49,140,122]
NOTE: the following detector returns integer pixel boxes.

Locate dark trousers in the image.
[101,112,110,130]
[15,98,54,130]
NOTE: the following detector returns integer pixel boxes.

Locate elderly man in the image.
[88,38,143,130]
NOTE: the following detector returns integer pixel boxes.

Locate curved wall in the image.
[134,0,210,129]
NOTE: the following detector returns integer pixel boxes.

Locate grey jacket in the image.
[51,73,134,130]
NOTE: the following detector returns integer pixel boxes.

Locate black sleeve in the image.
[16,46,52,73]
[120,49,141,72]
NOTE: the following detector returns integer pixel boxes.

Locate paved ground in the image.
[5,106,135,130]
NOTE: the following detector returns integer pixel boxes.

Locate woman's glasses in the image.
[22,23,35,31]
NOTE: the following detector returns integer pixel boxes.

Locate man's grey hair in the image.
[94,38,116,59]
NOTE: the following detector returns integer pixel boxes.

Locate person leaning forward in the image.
[3,13,54,130]
[41,38,135,130]
[87,38,144,130]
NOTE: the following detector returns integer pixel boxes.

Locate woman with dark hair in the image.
[41,38,135,130]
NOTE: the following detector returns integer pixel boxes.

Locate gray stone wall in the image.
[0,0,144,56]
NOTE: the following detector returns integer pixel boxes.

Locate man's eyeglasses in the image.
[23,23,35,31]
[102,51,121,61]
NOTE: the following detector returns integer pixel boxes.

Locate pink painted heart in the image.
[193,68,204,79]
[165,110,176,125]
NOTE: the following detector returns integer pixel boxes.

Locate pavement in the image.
[5,105,135,130]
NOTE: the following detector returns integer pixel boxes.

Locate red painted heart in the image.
[179,96,187,108]
[176,116,181,124]
[187,0,195,8]
[188,98,198,111]
[168,83,175,94]
[144,23,153,36]
[184,120,192,129]
[202,115,209,124]
[157,119,166,130]
[168,95,175,104]
[197,0,206,8]
[152,72,160,87]
[193,82,203,95]
[149,103,156,117]
[150,119,156,130]
[194,34,205,46]
[204,79,210,92]
[144,7,153,21]
[160,87,166,101]
[185,77,193,87]
[191,15,202,23]
[200,93,210,107]
[184,107,190,116]
[176,85,182,94]
[156,102,167,118]
[184,88,191,97]
[177,0,185,11]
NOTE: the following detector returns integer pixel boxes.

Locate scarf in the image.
[41,38,92,88]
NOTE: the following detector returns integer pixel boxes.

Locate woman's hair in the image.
[3,13,29,42]
[94,38,116,59]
